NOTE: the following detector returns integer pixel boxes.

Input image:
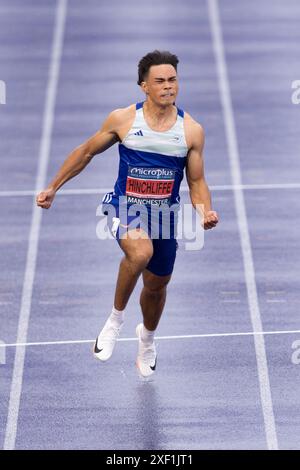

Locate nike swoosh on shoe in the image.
[94,337,103,354]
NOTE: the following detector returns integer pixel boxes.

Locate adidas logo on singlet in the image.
[133,130,143,136]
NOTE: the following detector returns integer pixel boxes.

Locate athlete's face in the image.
[141,64,179,105]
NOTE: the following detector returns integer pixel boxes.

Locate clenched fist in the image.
[36,187,56,209]
[203,210,219,230]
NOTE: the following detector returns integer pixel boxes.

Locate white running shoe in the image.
[135,323,157,377]
[93,317,123,362]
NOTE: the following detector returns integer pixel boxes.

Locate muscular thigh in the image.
[119,228,153,260]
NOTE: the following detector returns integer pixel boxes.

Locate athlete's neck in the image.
[143,99,176,126]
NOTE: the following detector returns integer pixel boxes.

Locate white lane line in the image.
[3,0,68,451]
[1,182,300,198]
[208,0,278,450]
[0,190,37,197]
[2,328,300,348]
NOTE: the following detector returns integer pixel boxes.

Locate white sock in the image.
[109,305,125,326]
[141,324,155,345]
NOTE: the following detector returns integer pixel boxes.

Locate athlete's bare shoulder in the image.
[109,104,136,121]
[183,111,205,150]
[105,104,136,142]
[184,111,204,135]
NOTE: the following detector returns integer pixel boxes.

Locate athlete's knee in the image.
[143,275,171,293]
[145,284,167,295]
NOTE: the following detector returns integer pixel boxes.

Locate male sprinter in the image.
[37,50,219,377]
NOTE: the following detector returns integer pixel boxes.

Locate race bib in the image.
[125,166,175,207]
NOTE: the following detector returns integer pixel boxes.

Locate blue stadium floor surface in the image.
[1,0,300,450]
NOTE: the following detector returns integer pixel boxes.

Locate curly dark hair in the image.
[137,50,179,85]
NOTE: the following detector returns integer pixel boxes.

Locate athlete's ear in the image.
[140,81,148,95]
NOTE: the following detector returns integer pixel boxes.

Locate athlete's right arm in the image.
[36,109,123,209]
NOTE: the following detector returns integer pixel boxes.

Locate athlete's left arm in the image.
[186,124,219,230]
